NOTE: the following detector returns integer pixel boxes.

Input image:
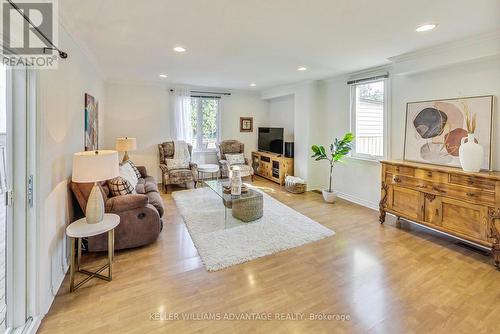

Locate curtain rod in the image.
[169,89,231,96]
[7,0,68,59]
[347,74,388,85]
[190,95,221,99]
[191,90,231,96]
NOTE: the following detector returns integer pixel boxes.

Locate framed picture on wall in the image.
[84,93,99,151]
[404,95,494,170]
[240,117,253,132]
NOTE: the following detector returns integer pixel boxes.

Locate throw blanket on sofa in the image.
[166,140,190,169]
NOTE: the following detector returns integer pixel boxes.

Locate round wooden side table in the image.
[66,213,120,292]
[197,163,220,182]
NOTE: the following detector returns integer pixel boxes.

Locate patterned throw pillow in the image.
[166,158,189,170]
[119,162,139,189]
[107,177,135,196]
[225,153,245,165]
[123,160,142,179]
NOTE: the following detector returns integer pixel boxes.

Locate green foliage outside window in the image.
[190,97,219,149]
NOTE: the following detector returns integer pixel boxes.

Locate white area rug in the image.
[172,187,335,271]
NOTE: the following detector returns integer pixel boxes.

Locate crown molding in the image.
[388,30,500,75]
[320,63,392,84]
[105,79,259,96]
[389,30,500,63]
[105,78,170,88]
[318,30,500,83]
[260,79,318,100]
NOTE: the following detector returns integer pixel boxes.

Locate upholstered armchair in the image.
[158,141,198,191]
[217,140,254,180]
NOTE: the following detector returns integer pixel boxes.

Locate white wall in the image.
[103,82,170,180]
[220,92,269,161]
[315,55,500,209]
[267,95,294,142]
[37,26,104,315]
[315,75,382,208]
[262,81,320,188]
[102,84,267,179]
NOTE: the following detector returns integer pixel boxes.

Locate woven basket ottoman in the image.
[285,175,306,194]
[232,190,263,222]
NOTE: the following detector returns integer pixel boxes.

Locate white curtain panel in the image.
[216,96,223,143]
[171,88,193,143]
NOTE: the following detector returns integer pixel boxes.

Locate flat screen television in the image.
[258,127,284,154]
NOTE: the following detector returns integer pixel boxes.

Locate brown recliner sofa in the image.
[70,166,164,251]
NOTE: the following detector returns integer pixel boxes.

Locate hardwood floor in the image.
[38,177,500,334]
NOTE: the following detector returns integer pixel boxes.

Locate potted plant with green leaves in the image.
[311,133,354,203]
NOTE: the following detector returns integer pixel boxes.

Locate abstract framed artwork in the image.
[240,117,253,132]
[404,95,494,170]
[84,93,98,151]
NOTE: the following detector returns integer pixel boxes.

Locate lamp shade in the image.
[72,150,119,183]
[116,137,137,152]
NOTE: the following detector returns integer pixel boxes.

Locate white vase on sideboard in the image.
[459,133,483,173]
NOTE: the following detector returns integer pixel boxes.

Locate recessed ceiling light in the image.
[416,24,437,32]
[173,46,186,52]
[249,83,257,87]
[159,74,167,78]
[297,66,307,71]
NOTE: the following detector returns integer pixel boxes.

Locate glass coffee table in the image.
[204,179,263,229]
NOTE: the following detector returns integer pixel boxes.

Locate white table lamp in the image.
[72,150,119,224]
[116,137,137,162]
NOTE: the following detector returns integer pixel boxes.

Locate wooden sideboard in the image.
[379,160,500,268]
[251,151,293,185]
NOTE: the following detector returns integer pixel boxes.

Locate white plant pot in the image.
[459,133,483,173]
[322,189,337,203]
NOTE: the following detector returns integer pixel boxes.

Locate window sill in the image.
[193,149,218,154]
[346,156,383,164]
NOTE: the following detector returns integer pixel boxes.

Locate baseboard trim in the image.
[12,315,41,334]
[311,189,378,211]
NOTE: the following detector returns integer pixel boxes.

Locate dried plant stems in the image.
[462,100,476,134]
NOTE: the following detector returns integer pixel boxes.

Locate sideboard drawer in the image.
[415,169,449,183]
[388,174,426,190]
[386,164,415,177]
[388,174,496,206]
[450,188,496,207]
[449,174,496,191]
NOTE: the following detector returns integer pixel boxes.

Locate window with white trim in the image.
[350,79,387,160]
[190,96,220,151]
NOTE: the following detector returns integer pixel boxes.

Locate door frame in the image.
[4,66,38,333]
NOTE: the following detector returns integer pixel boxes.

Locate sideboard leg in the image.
[379,210,385,224]
[379,182,388,224]
[492,241,500,270]
[488,208,500,270]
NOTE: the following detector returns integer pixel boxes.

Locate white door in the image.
[0,63,33,332]
[0,62,8,332]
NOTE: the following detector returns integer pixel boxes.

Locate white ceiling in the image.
[60,0,500,90]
